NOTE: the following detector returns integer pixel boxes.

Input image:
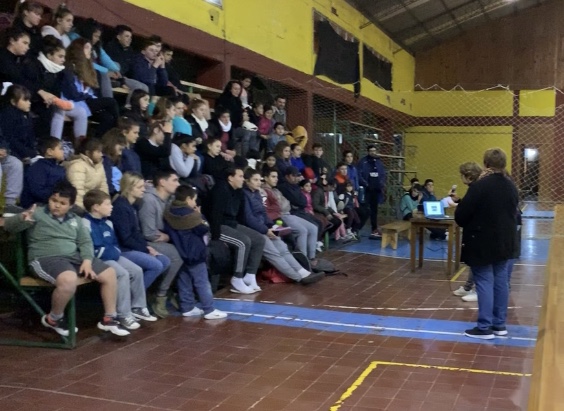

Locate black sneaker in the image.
[492,326,508,336]
[132,307,158,322]
[97,316,130,336]
[300,272,325,285]
[464,327,494,340]
[41,314,78,337]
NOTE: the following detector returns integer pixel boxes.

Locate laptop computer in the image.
[423,201,454,220]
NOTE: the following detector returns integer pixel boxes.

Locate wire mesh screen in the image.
[246,77,562,226]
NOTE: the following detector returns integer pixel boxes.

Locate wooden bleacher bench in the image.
[381,220,411,250]
[527,205,564,410]
[0,230,92,349]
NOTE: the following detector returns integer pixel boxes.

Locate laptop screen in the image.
[423,201,444,218]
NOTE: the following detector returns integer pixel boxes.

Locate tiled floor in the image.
[0,235,545,410]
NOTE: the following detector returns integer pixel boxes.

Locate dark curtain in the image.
[363,45,392,91]
[314,20,360,95]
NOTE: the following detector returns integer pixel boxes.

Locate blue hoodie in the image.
[20,158,67,208]
[243,187,273,235]
[163,202,209,266]
[0,105,37,160]
[82,214,121,261]
[110,196,148,252]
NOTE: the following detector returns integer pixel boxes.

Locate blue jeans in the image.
[471,260,510,330]
[177,262,214,314]
[122,251,171,289]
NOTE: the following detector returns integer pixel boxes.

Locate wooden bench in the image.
[381,220,411,250]
[527,205,564,410]
[0,229,92,349]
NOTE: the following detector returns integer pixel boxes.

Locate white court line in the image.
[216,298,541,312]
[223,310,537,342]
[321,304,542,312]
[340,249,547,266]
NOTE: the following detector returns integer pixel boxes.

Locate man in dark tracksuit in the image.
[357,144,387,238]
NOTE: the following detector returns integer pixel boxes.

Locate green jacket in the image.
[4,206,94,262]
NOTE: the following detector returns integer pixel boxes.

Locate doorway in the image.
[522,147,539,200]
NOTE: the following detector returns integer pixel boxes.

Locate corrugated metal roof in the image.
[345,0,548,54]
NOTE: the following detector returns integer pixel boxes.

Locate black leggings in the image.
[86,97,119,137]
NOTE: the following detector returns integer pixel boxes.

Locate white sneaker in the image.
[461,291,478,302]
[243,273,262,292]
[182,307,205,317]
[230,277,258,294]
[453,286,472,297]
[316,241,324,253]
[204,309,227,320]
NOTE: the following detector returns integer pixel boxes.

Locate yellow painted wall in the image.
[124,0,415,112]
[412,91,514,117]
[519,89,556,117]
[404,126,513,198]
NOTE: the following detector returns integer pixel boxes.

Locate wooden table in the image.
[409,216,461,276]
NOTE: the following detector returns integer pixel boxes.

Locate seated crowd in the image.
[0,2,369,338]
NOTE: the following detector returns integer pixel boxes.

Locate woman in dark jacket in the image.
[11,1,44,58]
[454,148,519,341]
[111,172,170,288]
[215,80,243,129]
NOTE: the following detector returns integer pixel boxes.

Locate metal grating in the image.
[346,0,549,53]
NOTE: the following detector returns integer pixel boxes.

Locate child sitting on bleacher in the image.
[3,181,129,337]
[0,85,38,165]
[82,189,157,330]
[66,137,109,210]
[117,116,142,174]
[123,89,150,139]
[101,130,126,196]
[20,137,66,208]
[135,120,173,180]
[163,185,227,319]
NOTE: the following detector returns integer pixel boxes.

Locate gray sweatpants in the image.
[149,241,183,296]
[51,105,89,139]
[281,214,318,259]
[0,155,23,205]
[105,257,147,317]
[263,236,307,281]
[220,224,266,277]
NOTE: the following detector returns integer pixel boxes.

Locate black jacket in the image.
[0,47,24,84]
[205,180,245,240]
[135,133,172,180]
[277,180,306,212]
[105,39,136,76]
[22,58,63,104]
[0,105,37,160]
[215,93,243,128]
[455,173,519,266]
[201,153,230,181]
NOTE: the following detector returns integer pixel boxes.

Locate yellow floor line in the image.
[329,360,531,410]
[329,362,379,411]
[450,266,467,282]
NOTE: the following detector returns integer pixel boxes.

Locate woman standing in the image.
[454,148,518,340]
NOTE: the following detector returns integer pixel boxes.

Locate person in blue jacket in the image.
[82,189,157,329]
[110,172,170,289]
[357,144,387,238]
[343,150,359,191]
[243,168,324,285]
[20,137,66,208]
[163,185,227,319]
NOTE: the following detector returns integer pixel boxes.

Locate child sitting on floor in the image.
[163,185,227,319]
[3,181,129,337]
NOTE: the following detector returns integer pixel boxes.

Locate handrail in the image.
[527,204,564,410]
[180,81,222,94]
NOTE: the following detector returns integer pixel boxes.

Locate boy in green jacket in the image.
[3,181,129,337]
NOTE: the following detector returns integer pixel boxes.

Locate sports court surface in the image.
[0,218,547,411]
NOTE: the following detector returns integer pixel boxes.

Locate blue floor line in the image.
[338,237,549,263]
[213,300,537,348]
